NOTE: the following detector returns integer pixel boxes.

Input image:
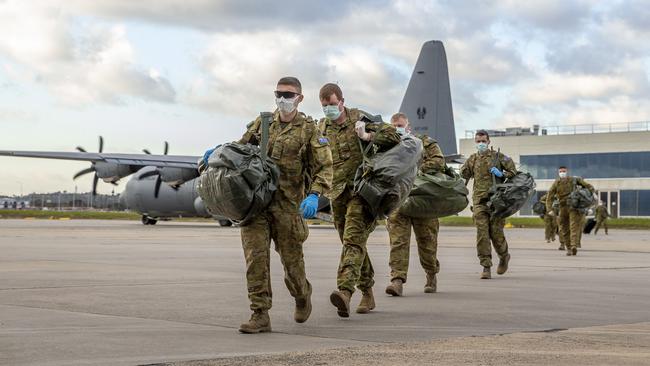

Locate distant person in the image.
[539,193,557,243]
[318,82,401,317]
[460,130,517,279]
[546,166,595,256]
[385,112,445,296]
[594,203,610,235]
[226,76,333,333]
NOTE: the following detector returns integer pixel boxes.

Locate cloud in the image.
[0,1,175,105]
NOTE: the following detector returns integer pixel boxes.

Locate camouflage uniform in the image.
[594,205,609,235]
[460,149,517,268]
[387,135,445,283]
[540,194,557,242]
[319,107,400,294]
[238,111,333,312]
[546,177,595,253]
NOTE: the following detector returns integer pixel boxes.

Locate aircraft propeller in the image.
[139,141,174,198]
[73,136,117,196]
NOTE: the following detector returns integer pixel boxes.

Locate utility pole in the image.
[72,186,77,210]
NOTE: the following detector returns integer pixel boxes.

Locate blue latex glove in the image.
[490,167,504,178]
[300,193,319,219]
[202,145,220,166]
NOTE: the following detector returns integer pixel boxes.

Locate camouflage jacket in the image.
[318,107,401,201]
[460,148,517,204]
[239,110,333,206]
[416,134,445,174]
[545,176,594,210]
[595,205,609,220]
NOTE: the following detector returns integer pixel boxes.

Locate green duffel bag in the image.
[399,166,469,219]
[569,177,596,209]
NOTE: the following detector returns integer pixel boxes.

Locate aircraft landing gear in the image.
[218,220,233,227]
[141,215,158,225]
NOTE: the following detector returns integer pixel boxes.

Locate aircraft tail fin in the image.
[399,40,457,154]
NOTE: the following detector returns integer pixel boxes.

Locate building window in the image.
[520,151,650,179]
[621,190,650,216]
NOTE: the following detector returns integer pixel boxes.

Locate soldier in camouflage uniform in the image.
[546,166,595,256]
[385,113,444,296]
[460,130,517,279]
[318,83,400,317]
[231,77,333,333]
[539,193,557,243]
[594,203,609,235]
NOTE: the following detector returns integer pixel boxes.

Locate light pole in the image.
[72,186,77,210]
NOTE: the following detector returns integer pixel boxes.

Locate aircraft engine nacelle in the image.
[160,167,199,186]
[94,162,134,183]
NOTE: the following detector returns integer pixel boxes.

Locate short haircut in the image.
[391,112,409,123]
[319,83,343,101]
[277,77,302,93]
[475,129,490,138]
[559,166,567,170]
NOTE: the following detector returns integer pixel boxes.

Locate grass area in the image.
[2,209,649,230]
[0,209,141,220]
[439,216,650,230]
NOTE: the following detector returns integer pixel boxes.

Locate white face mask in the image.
[476,142,488,152]
[559,172,567,178]
[276,97,297,114]
[396,127,407,135]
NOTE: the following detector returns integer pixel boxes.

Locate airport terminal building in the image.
[458,122,650,217]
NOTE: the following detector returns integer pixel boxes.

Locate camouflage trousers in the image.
[594,219,608,234]
[557,205,583,251]
[544,214,557,241]
[387,211,439,283]
[240,198,311,312]
[332,187,377,294]
[473,204,509,268]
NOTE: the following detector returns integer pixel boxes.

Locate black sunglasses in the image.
[274,90,300,99]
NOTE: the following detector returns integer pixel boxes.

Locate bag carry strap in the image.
[490,148,500,192]
[259,112,273,159]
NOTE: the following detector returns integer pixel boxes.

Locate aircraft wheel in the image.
[142,215,158,225]
[218,220,233,227]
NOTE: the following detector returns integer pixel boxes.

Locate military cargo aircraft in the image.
[0,40,458,226]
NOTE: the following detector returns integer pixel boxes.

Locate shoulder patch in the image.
[318,137,329,145]
[503,155,511,161]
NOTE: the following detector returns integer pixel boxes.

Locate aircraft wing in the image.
[0,150,200,169]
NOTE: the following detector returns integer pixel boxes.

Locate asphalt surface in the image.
[1,220,649,366]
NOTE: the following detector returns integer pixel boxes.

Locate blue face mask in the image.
[323,105,341,120]
[476,142,488,152]
[396,127,407,135]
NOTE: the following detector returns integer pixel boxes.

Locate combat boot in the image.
[356,288,375,314]
[496,253,510,275]
[294,285,312,323]
[424,273,437,293]
[329,289,351,318]
[480,266,491,279]
[385,279,403,296]
[566,249,573,256]
[239,311,271,334]
[558,245,565,251]
[572,247,578,256]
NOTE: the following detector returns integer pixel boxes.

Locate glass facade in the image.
[520,151,650,179]
[620,190,650,216]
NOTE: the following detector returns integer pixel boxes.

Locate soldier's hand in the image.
[547,211,555,217]
[355,121,372,141]
[300,193,319,219]
[489,167,504,178]
[202,145,220,166]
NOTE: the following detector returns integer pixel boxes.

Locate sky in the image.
[1,0,650,196]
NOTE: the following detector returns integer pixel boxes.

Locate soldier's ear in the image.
[296,94,304,103]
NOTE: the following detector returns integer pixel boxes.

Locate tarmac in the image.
[1,220,649,366]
